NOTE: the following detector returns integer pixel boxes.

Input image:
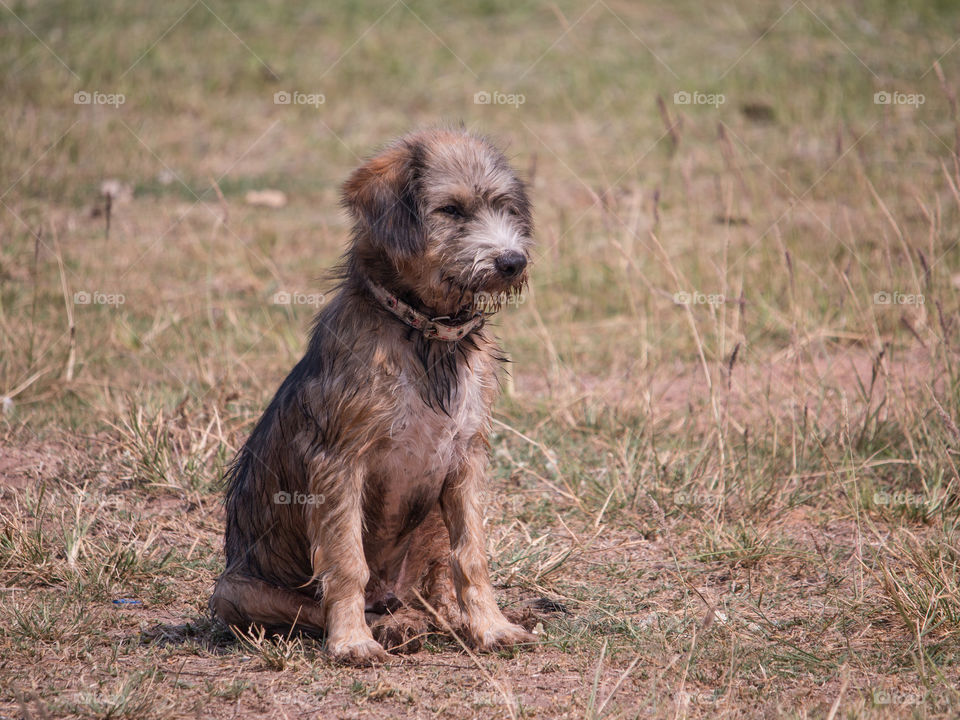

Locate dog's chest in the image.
[374,366,486,482]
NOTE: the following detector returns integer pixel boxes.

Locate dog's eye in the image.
[436,205,465,218]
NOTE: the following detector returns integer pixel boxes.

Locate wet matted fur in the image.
[209,127,536,663]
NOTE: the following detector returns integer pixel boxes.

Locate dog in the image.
[209,127,536,663]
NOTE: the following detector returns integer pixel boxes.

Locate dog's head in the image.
[342,128,533,316]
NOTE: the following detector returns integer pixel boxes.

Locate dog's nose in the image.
[494,250,527,278]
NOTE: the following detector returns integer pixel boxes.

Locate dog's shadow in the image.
[140,614,250,654]
[140,597,570,657]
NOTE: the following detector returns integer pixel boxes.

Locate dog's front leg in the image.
[441,440,535,651]
[308,459,386,664]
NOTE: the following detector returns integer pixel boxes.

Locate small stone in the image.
[244,189,287,208]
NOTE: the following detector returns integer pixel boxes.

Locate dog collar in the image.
[365,279,486,342]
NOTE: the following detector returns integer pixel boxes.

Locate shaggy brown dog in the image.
[210,128,535,663]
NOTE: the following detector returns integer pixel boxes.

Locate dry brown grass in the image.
[3,0,960,717]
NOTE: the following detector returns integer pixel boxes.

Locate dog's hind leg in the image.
[372,507,460,652]
[369,606,429,653]
[397,507,464,626]
[209,573,326,632]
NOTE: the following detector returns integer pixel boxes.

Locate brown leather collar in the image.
[364,278,488,341]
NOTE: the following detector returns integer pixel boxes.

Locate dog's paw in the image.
[327,635,388,665]
[371,609,429,654]
[472,621,537,652]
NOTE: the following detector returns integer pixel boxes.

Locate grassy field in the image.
[2,0,960,717]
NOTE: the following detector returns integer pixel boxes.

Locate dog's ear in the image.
[342,141,425,257]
